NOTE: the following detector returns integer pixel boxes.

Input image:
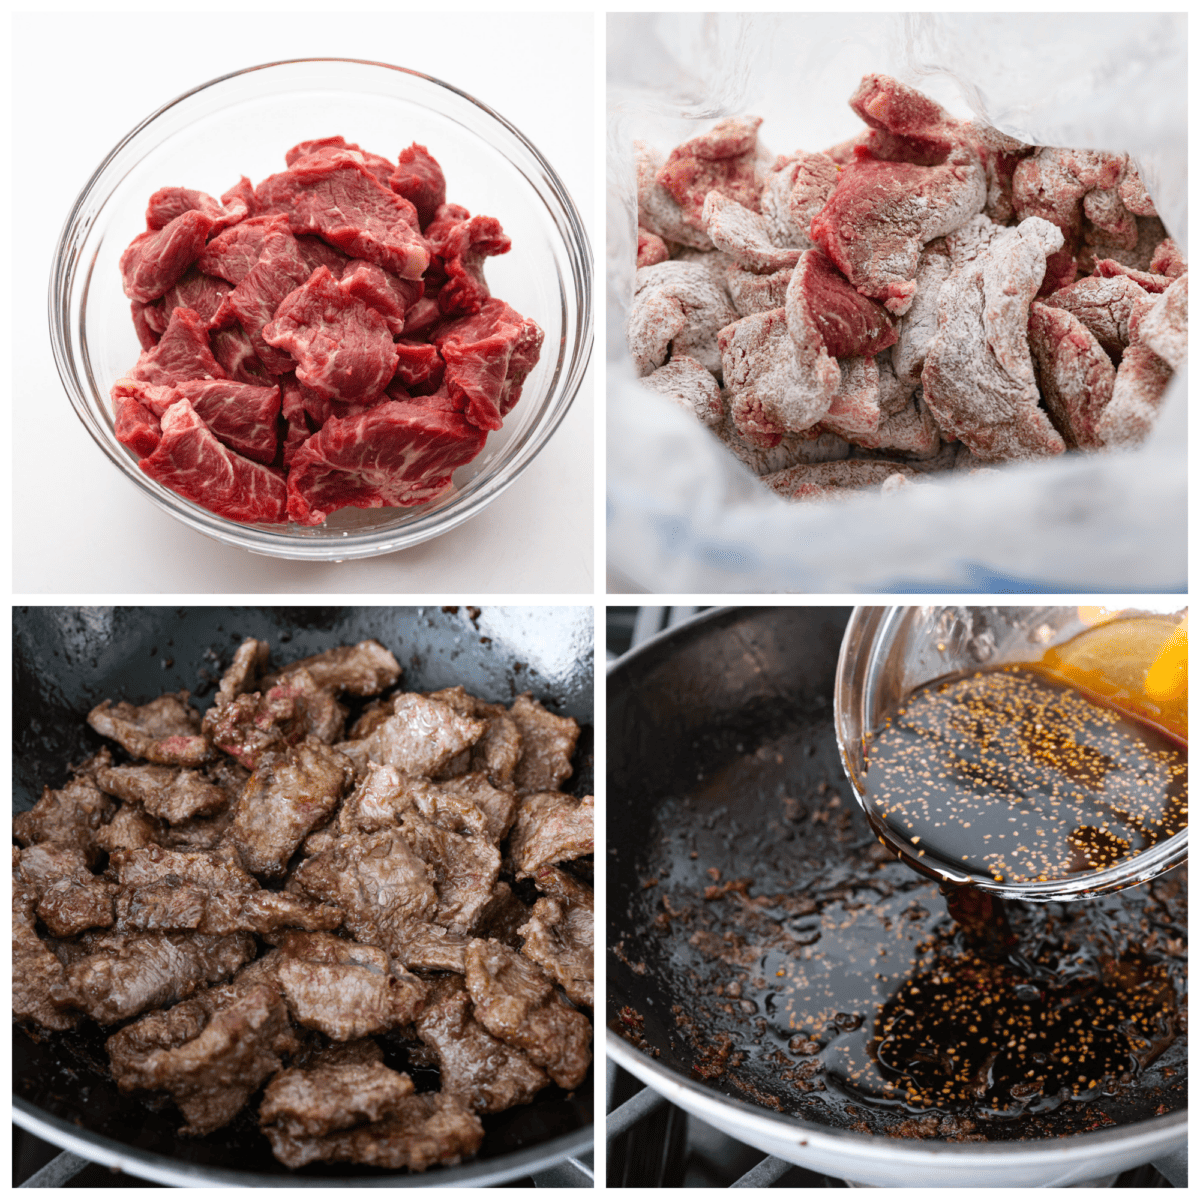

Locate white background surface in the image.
[13,11,595,594]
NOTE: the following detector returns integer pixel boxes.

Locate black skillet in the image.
[13,605,593,1187]
[606,606,1186,1171]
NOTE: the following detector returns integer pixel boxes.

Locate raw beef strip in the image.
[256,150,429,279]
[424,211,511,319]
[130,307,228,387]
[150,265,235,333]
[1097,342,1173,448]
[340,260,422,336]
[640,355,724,429]
[788,250,897,359]
[199,214,292,285]
[1136,275,1187,371]
[627,260,738,377]
[112,387,162,458]
[295,233,353,279]
[434,299,544,431]
[635,140,713,251]
[392,340,445,393]
[221,176,257,220]
[285,136,396,188]
[809,145,986,315]
[285,401,487,525]
[656,116,764,229]
[210,325,273,385]
[1027,302,1116,450]
[131,301,161,350]
[263,266,399,402]
[637,228,670,268]
[1043,274,1149,363]
[120,210,217,304]
[226,228,314,375]
[921,217,1067,461]
[139,398,288,524]
[849,73,959,165]
[168,379,282,464]
[146,186,248,236]
[701,191,802,273]
[390,143,447,231]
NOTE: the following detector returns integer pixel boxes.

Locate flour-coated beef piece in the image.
[1027,301,1116,450]
[656,116,764,229]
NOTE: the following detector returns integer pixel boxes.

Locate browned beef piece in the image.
[508,694,579,793]
[415,980,548,1112]
[13,764,117,861]
[16,844,117,937]
[426,686,523,785]
[206,756,251,803]
[398,811,501,934]
[519,867,593,1008]
[474,882,533,947]
[264,1088,484,1170]
[337,694,485,779]
[96,802,168,852]
[261,1054,414,1138]
[229,738,353,876]
[508,793,594,876]
[269,930,428,1040]
[436,773,521,843]
[401,924,472,973]
[349,698,394,739]
[64,930,256,1024]
[262,640,402,697]
[464,939,591,1089]
[214,637,271,708]
[108,981,295,1135]
[12,848,79,1030]
[204,669,346,770]
[94,763,228,824]
[88,692,211,767]
[162,805,237,851]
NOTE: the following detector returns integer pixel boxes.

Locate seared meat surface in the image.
[13,633,591,1174]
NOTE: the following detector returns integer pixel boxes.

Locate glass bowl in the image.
[835,604,1188,901]
[49,58,592,560]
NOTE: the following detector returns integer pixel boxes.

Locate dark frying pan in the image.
[13,605,594,1187]
[606,606,1186,1187]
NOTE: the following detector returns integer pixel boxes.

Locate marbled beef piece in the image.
[758,152,838,251]
[391,340,445,393]
[199,214,293,285]
[339,260,422,335]
[508,693,579,793]
[518,866,593,1008]
[1093,259,1172,294]
[433,298,545,432]
[210,324,273,386]
[88,691,211,769]
[128,307,229,387]
[120,210,217,304]
[390,143,447,230]
[12,848,79,1030]
[415,978,548,1112]
[1027,302,1116,450]
[13,758,117,860]
[424,209,511,319]
[17,844,116,938]
[656,116,764,229]
[398,810,501,934]
[146,186,248,235]
[215,638,272,709]
[464,938,591,1089]
[64,930,256,1025]
[225,227,313,375]
[94,763,227,824]
[508,793,594,877]
[131,300,161,350]
[256,150,430,280]
[108,981,295,1135]
[637,227,670,268]
[261,639,401,697]
[228,738,353,877]
[148,264,236,333]
[338,693,486,779]
[789,250,897,359]
[285,136,397,189]
[172,379,282,464]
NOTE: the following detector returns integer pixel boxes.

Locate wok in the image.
[606,606,1186,1188]
[13,604,594,1187]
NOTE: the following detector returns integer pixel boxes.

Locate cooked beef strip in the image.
[88,692,211,767]
[161,804,237,850]
[96,802,168,852]
[94,763,228,824]
[519,867,594,1008]
[261,640,402,697]
[473,881,533,947]
[13,761,118,861]
[263,1089,484,1171]
[435,773,521,842]
[205,756,251,803]
[229,738,353,876]
[64,929,257,1024]
[464,938,591,1089]
[108,981,295,1136]
[397,923,473,972]
[15,842,95,894]
[261,1055,414,1137]
[337,694,485,779]
[415,980,549,1112]
[348,697,395,740]
[398,810,501,933]
[426,687,523,786]
[508,693,579,792]
[214,637,271,709]
[15,844,117,937]
[12,848,79,1030]
[508,792,595,876]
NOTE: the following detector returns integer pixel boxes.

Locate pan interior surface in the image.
[607,606,1185,1147]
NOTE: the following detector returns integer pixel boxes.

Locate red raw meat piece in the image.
[226,228,314,375]
[1093,258,1172,294]
[171,379,282,464]
[656,117,764,229]
[433,299,544,431]
[139,398,288,524]
[131,302,161,351]
[424,209,511,319]
[285,401,487,525]
[340,260,422,336]
[256,150,429,279]
[296,234,352,280]
[221,177,258,221]
[809,146,986,315]
[1043,274,1148,363]
[199,215,292,285]
[1027,301,1116,450]
[1148,239,1185,279]
[848,73,958,166]
[111,381,164,458]
[701,192,802,273]
[262,266,399,403]
[400,297,442,339]
[392,341,445,394]
[129,307,228,387]
[210,326,273,386]
[286,137,396,189]
[1011,147,1125,245]
[789,250,896,359]
[120,210,216,304]
[150,265,235,333]
[390,144,446,231]
[146,187,248,236]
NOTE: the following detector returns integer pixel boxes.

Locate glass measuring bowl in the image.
[834,604,1188,901]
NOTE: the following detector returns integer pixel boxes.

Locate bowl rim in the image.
[49,56,593,561]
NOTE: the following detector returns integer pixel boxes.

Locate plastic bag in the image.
[606,13,1186,592]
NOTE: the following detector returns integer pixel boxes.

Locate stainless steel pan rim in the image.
[15,1097,593,1189]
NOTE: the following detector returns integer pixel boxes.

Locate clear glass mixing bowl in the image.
[835,604,1188,900]
[49,58,592,560]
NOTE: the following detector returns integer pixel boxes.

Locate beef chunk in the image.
[508,693,579,793]
[107,982,294,1135]
[415,981,548,1112]
[338,764,486,840]
[120,210,217,304]
[339,694,486,779]
[473,882,533,948]
[215,638,271,708]
[199,214,293,285]
[640,355,725,430]
[398,810,501,933]
[262,639,401,697]
[94,763,228,824]
[425,687,523,788]
[628,260,739,378]
[96,802,168,852]
[224,226,312,374]
[390,143,447,230]
[425,210,511,319]
[656,116,763,229]
[146,186,247,235]
[464,938,591,1089]
[433,773,521,843]
[33,869,117,939]
[400,924,473,973]
[12,848,79,1030]
[518,866,593,1007]
[229,738,353,876]
[508,792,594,876]
[13,769,117,859]
[1042,273,1149,364]
[789,250,898,360]
[128,307,229,388]
[327,256,419,336]
[88,691,210,768]
[1136,274,1187,372]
